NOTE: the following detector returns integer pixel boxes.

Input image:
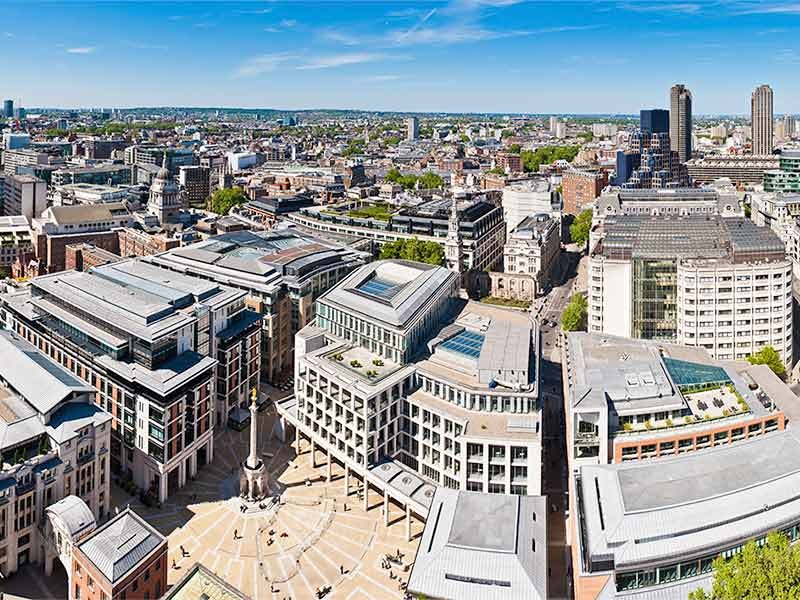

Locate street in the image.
[539,247,584,600]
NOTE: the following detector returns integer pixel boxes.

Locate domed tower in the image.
[148,156,181,223]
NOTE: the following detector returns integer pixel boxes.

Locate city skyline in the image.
[4,0,800,113]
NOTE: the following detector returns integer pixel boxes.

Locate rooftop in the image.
[580,427,800,569]
[408,489,547,600]
[321,259,457,329]
[595,215,785,263]
[77,507,166,584]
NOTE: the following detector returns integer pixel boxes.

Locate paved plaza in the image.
[109,407,423,600]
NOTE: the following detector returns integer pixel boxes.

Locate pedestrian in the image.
[234,528,238,539]
[172,558,177,569]
[340,565,344,574]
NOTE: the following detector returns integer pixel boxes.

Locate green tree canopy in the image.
[561,294,588,332]
[385,169,442,190]
[689,532,800,600]
[207,187,248,216]
[747,345,786,379]
[521,145,580,173]
[507,143,522,154]
[418,171,444,190]
[378,238,445,266]
[569,209,593,246]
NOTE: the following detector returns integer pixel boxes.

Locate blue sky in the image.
[5,0,800,114]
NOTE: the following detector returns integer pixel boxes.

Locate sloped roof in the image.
[0,330,95,415]
[77,508,165,583]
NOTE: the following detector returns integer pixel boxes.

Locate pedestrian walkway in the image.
[110,412,421,600]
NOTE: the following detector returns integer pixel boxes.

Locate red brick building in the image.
[561,169,609,214]
[496,152,523,174]
[71,508,167,600]
[117,227,180,258]
[65,243,121,271]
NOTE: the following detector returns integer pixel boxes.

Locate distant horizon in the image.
[18,106,793,120]
[4,1,800,113]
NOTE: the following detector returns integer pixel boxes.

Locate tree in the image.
[689,533,800,600]
[379,238,445,266]
[569,209,593,247]
[207,187,248,216]
[521,145,580,173]
[747,345,786,379]
[507,143,522,154]
[561,294,587,332]
[418,171,443,190]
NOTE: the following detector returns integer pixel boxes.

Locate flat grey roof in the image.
[407,489,547,600]
[579,427,800,569]
[597,215,785,262]
[321,260,457,329]
[447,493,518,552]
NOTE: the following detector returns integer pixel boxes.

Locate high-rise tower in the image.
[670,84,693,163]
[751,84,774,155]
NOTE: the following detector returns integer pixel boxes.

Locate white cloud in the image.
[297,52,389,70]
[234,52,296,77]
[361,74,404,83]
[619,2,702,14]
[264,19,298,33]
[735,2,800,14]
[66,46,96,54]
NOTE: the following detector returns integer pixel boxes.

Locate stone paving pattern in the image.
[111,408,422,600]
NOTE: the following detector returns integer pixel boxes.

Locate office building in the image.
[407,116,419,141]
[4,174,47,221]
[593,187,743,229]
[407,489,547,600]
[2,132,30,150]
[4,148,65,176]
[144,228,368,383]
[71,507,167,600]
[549,116,558,134]
[685,154,779,185]
[82,139,129,160]
[555,122,567,139]
[51,164,132,188]
[764,150,800,192]
[503,180,562,235]
[571,425,800,599]
[623,131,689,189]
[562,169,608,214]
[229,195,315,229]
[751,84,774,155]
[784,114,797,139]
[50,183,137,208]
[178,165,211,207]
[290,195,507,273]
[1,259,263,501]
[670,84,693,162]
[0,215,32,270]
[592,123,618,138]
[612,150,641,186]
[563,333,788,468]
[588,215,793,367]
[639,109,669,135]
[0,330,112,577]
[277,260,543,543]
[3,99,13,118]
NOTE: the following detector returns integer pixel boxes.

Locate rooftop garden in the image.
[617,383,751,435]
[328,346,399,382]
[346,202,393,221]
[479,296,531,309]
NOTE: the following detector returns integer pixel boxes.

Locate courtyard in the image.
[108,406,423,600]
